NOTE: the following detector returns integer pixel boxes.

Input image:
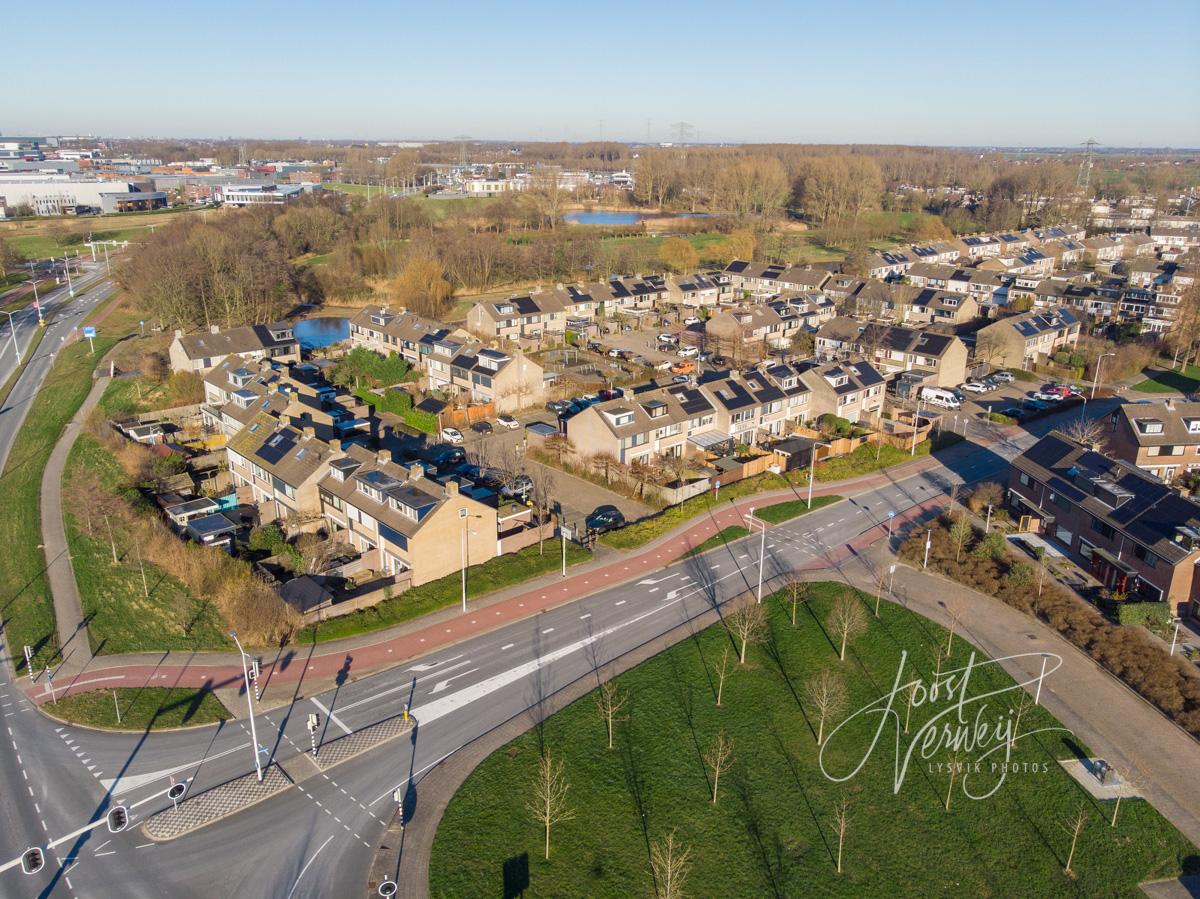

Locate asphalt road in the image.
[0,265,115,474]
[0,406,1095,898]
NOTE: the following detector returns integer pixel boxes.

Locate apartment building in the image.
[317,445,500,587]
[466,293,567,342]
[1008,432,1200,611]
[1107,399,1200,483]
[815,318,967,388]
[974,308,1081,370]
[169,322,299,374]
[226,413,339,525]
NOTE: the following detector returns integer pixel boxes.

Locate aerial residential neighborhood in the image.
[0,2,1198,898]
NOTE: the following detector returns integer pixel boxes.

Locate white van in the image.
[920,386,961,410]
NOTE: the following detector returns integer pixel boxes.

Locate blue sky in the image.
[8,0,1199,146]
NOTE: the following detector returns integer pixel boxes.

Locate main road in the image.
[0,412,1088,898]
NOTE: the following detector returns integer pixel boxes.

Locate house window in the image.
[1018,472,1031,487]
[1132,544,1157,568]
[1090,517,1115,539]
[1054,525,1073,546]
[1048,491,1068,511]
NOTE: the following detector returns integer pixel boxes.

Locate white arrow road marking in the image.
[406,654,464,673]
[635,573,680,586]
[310,698,351,735]
[101,743,249,793]
[429,668,479,695]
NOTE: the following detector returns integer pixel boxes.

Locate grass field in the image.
[64,435,231,655]
[430,582,1196,898]
[48,687,229,730]
[1133,364,1200,394]
[303,540,592,643]
[677,525,749,560]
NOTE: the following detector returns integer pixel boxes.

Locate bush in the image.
[249,524,286,553]
[817,414,855,438]
[332,347,413,388]
[1115,601,1172,630]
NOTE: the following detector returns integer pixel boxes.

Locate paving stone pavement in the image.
[313,715,412,771]
[141,764,291,840]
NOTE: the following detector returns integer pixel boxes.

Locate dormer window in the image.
[497,304,514,314]
[357,481,381,502]
[1186,419,1200,434]
[1136,419,1164,435]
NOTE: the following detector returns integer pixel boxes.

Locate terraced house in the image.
[1009,432,1200,613]
[1107,399,1200,483]
[348,306,454,365]
[797,360,886,424]
[226,413,339,526]
[422,341,546,413]
[318,446,501,587]
[973,307,1080,370]
[815,318,967,388]
[168,322,299,374]
[467,293,566,343]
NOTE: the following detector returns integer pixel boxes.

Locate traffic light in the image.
[107,806,129,833]
[21,847,44,875]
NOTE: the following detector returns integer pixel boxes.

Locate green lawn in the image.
[814,441,932,482]
[430,583,1196,898]
[1133,364,1200,394]
[47,687,229,730]
[676,525,749,560]
[0,304,133,672]
[303,541,592,643]
[755,494,841,524]
[64,436,232,655]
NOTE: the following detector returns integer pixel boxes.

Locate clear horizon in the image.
[8,0,1199,147]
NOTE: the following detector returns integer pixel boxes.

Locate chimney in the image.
[445,481,460,497]
[210,324,221,334]
[408,462,425,482]
[301,425,316,438]
[376,448,390,466]
[174,328,183,338]
[1165,397,1175,412]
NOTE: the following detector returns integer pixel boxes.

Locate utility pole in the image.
[1077,139,1099,192]
[230,631,263,782]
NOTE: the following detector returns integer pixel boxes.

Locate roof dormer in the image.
[1135,418,1164,435]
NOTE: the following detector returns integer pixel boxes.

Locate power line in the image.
[1077,138,1099,191]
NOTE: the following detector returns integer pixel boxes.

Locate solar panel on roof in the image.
[256,430,297,465]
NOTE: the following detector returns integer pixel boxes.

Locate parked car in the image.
[997,407,1025,420]
[682,316,701,326]
[1043,385,1073,398]
[586,504,626,533]
[671,360,696,375]
[430,446,466,466]
[496,414,520,430]
[697,350,714,362]
[991,371,1015,383]
[677,345,699,358]
[607,348,623,358]
[672,374,690,384]
[546,400,570,415]
[501,473,533,500]
[439,427,464,445]
[654,360,673,371]
[1024,399,1050,411]
[961,381,990,394]
[471,420,493,435]
[1031,391,1064,403]
[657,333,678,344]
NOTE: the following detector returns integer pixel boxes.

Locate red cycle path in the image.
[32,458,947,706]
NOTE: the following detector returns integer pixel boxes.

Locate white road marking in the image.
[500,643,514,651]
[615,600,626,606]
[429,669,480,695]
[406,654,464,673]
[311,698,352,735]
[579,613,591,620]
[286,834,335,899]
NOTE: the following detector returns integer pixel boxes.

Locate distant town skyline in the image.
[8,0,1200,147]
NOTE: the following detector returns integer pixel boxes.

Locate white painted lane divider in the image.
[310,698,352,735]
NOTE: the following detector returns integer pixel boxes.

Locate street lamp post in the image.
[910,398,924,456]
[229,630,263,783]
[745,508,768,603]
[806,441,831,509]
[63,256,74,298]
[1170,619,1182,656]
[459,510,480,613]
[1091,352,1116,400]
[923,529,932,569]
[2,310,22,365]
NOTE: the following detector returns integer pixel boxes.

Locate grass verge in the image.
[430,582,1196,898]
[1133,364,1200,394]
[754,494,841,524]
[47,687,229,730]
[676,526,748,560]
[304,541,592,643]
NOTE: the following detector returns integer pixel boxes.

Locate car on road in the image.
[991,371,1015,383]
[677,345,699,358]
[439,427,464,445]
[586,504,626,533]
[961,381,990,394]
[471,420,493,435]
[496,414,519,430]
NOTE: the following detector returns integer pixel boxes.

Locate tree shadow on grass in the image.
[768,726,833,869]
[617,708,654,866]
[731,764,787,899]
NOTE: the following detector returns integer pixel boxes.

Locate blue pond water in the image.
[294,316,349,349]
[564,211,644,225]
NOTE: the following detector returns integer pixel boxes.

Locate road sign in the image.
[167,782,188,802]
[82,326,96,338]
[21,848,44,875]
[378,881,398,897]
[307,713,320,732]
[106,806,129,833]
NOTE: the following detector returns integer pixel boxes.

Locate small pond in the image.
[294,316,349,349]
[564,211,712,225]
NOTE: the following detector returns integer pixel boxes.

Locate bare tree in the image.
[715,645,731,707]
[949,516,972,563]
[1063,806,1088,876]
[629,456,661,499]
[833,798,850,875]
[727,599,767,664]
[526,750,575,860]
[1010,691,1035,751]
[649,830,693,899]
[827,590,868,661]
[782,575,811,626]
[704,731,733,804]
[1062,416,1109,452]
[944,751,965,811]
[932,645,950,680]
[804,668,848,747]
[595,681,628,751]
[525,464,557,555]
[944,602,964,657]
[543,432,576,467]
[589,451,624,486]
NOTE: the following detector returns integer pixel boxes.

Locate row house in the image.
[866,250,914,280]
[1108,399,1200,484]
[974,308,1081,370]
[906,289,980,327]
[821,275,866,305]
[1009,247,1055,275]
[848,281,924,320]
[814,318,967,388]
[1082,235,1127,264]
[903,263,971,293]
[955,235,1003,259]
[466,293,567,342]
[1150,226,1200,252]
[1039,238,1085,269]
[1008,432,1200,612]
[348,306,453,366]
[168,322,299,375]
[201,357,290,437]
[704,305,798,363]
[908,242,961,266]
[318,446,500,587]
[226,413,339,526]
[798,360,886,424]
[667,272,725,307]
[722,260,830,298]
[597,274,669,313]
[770,292,836,331]
[1029,225,1087,242]
[425,343,546,413]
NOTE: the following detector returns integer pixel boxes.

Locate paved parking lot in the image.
[598,329,683,365]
